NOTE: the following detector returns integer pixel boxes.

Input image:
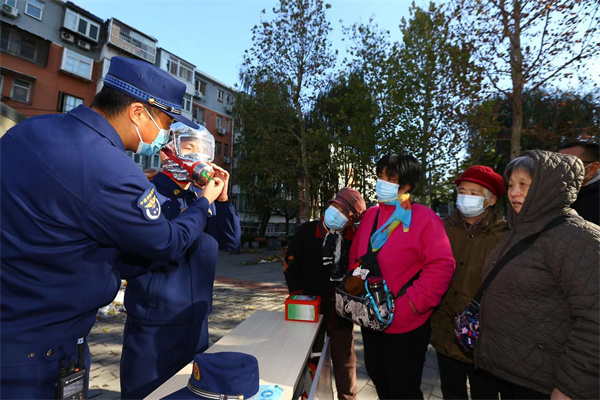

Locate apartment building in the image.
[190,69,235,168]
[1,0,102,118]
[0,0,235,174]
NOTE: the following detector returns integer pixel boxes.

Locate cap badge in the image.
[193,361,200,381]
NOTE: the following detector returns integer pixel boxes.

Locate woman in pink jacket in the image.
[349,154,455,399]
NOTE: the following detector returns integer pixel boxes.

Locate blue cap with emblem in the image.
[161,352,260,400]
[103,56,199,129]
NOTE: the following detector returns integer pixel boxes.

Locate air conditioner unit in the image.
[61,31,75,43]
[1,4,18,18]
[223,156,231,164]
[217,128,225,135]
[77,40,91,50]
[226,104,233,113]
[194,90,203,100]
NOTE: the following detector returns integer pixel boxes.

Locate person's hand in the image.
[209,163,230,202]
[200,177,223,205]
[551,388,571,400]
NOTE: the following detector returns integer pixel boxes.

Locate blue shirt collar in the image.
[68,105,126,150]
[153,172,199,199]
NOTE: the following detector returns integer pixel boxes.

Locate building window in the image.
[58,92,83,113]
[192,106,205,124]
[61,48,93,80]
[1,29,39,63]
[225,93,231,104]
[4,0,17,7]
[216,116,223,129]
[225,119,231,132]
[166,56,193,83]
[195,80,207,95]
[64,9,100,42]
[149,154,161,169]
[183,94,191,113]
[224,143,229,157]
[217,89,224,103]
[133,154,144,165]
[215,141,222,156]
[1,25,49,66]
[11,78,31,103]
[25,0,43,20]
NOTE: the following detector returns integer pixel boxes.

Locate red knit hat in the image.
[328,187,367,223]
[455,165,506,197]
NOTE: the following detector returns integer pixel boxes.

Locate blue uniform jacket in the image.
[121,172,240,325]
[0,106,211,397]
[119,172,240,399]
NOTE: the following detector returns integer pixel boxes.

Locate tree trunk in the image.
[509,0,523,159]
[293,97,311,222]
[301,143,311,221]
[259,207,271,236]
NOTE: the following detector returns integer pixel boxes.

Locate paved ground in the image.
[88,249,443,399]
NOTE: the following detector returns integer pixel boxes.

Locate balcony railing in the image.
[108,19,156,64]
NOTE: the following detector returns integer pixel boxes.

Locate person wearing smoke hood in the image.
[118,123,241,399]
[430,165,506,399]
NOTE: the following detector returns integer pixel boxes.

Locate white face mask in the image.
[134,108,171,156]
[376,179,400,202]
[324,206,349,231]
[456,194,486,217]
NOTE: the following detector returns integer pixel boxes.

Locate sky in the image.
[75,0,441,88]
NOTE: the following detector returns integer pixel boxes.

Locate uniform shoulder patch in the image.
[137,185,161,221]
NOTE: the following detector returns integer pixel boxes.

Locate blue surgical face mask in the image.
[134,108,171,156]
[324,206,349,231]
[456,194,486,217]
[376,178,400,202]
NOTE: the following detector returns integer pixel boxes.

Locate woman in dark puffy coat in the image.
[475,150,600,399]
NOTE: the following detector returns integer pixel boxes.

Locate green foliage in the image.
[388,2,482,205]
[234,78,301,235]
[308,71,379,205]
[340,2,482,207]
[466,88,600,174]
[242,0,336,221]
[449,0,600,158]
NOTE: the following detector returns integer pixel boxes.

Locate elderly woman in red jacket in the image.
[349,154,455,399]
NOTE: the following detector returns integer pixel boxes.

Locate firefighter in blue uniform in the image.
[0,56,225,399]
[119,124,241,399]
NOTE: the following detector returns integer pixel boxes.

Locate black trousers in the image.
[361,321,431,400]
[436,352,501,399]
[496,378,548,399]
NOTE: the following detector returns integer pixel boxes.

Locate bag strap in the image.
[366,210,380,255]
[358,211,383,276]
[365,209,421,297]
[471,215,568,309]
[394,269,421,298]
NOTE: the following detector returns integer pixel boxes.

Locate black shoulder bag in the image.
[454,215,567,352]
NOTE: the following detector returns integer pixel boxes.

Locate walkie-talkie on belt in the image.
[55,337,87,399]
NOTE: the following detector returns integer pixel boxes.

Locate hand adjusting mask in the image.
[161,123,215,186]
